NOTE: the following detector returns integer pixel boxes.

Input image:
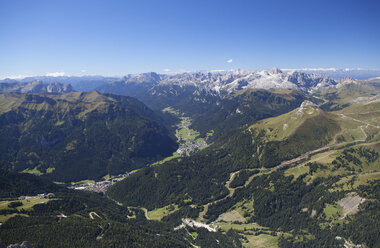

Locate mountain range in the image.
[0,81,73,94]
[0,69,379,248]
[282,68,380,79]
[0,76,116,92]
[0,68,342,96]
[97,69,338,96]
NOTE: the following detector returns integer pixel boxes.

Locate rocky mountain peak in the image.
[339,77,357,84]
[300,100,318,108]
[267,68,283,74]
[93,69,340,98]
[296,100,320,116]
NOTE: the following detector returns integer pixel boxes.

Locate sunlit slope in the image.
[317,79,380,111]
[250,100,326,141]
[106,98,380,247]
[332,95,380,143]
[247,101,340,167]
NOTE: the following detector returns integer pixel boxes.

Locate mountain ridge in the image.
[96,69,338,97]
[0,81,73,94]
[0,91,177,182]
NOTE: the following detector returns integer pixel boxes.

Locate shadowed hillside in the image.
[0,91,176,182]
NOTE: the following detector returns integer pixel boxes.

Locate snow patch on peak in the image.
[148,69,338,96]
[267,68,283,74]
[339,77,357,84]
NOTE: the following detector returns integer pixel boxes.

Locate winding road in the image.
[197,111,380,221]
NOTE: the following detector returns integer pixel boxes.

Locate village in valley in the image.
[175,116,208,155]
[69,171,137,193]
[70,107,211,193]
[163,107,211,156]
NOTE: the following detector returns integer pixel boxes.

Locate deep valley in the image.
[0,71,379,248]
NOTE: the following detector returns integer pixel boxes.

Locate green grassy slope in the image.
[107,97,380,248]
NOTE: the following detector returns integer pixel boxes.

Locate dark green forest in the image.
[0,170,242,248]
[0,92,176,182]
[1,84,379,248]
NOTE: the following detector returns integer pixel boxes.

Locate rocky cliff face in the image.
[98,69,338,98]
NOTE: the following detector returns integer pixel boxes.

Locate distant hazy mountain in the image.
[1,76,118,92]
[97,72,166,97]
[1,70,379,248]
[0,81,73,94]
[282,68,380,80]
[1,69,343,96]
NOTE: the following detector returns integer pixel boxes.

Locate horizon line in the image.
[2,67,380,80]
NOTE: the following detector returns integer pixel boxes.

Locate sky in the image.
[1,0,380,78]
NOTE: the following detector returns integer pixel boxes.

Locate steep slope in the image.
[190,89,307,138]
[142,88,308,138]
[0,169,64,198]
[96,69,335,109]
[250,101,341,167]
[107,98,379,247]
[96,70,333,139]
[0,91,176,182]
[107,101,342,207]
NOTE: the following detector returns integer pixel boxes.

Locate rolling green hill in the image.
[0,92,176,182]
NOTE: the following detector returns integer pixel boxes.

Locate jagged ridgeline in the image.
[96,69,333,138]
[0,91,176,182]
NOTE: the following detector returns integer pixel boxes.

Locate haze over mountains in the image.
[0,69,342,94]
[0,68,379,248]
[3,68,380,96]
[110,68,337,94]
[281,68,380,79]
[1,0,379,246]
[0,76,116,92]
[0,81,73,94]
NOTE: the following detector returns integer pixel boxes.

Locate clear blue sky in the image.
[1,0,379,78]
